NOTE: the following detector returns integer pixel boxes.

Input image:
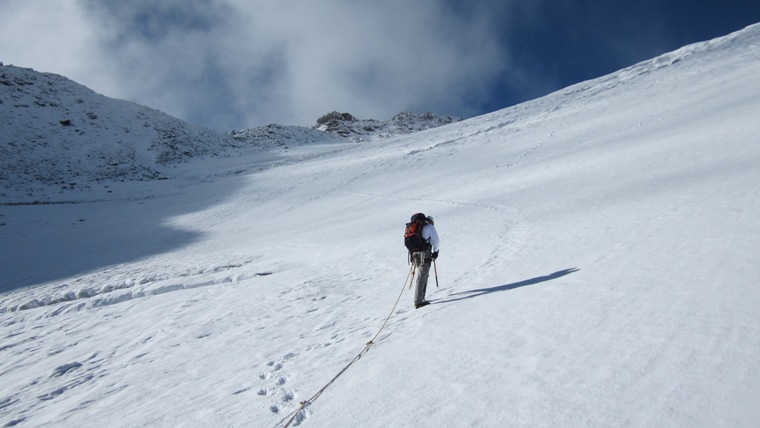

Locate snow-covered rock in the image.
[314,110,460,141]
[229,124,344,150]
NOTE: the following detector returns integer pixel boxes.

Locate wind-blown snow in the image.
[2,24,760,427]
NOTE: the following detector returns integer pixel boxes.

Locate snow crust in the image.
[2,23,760,427]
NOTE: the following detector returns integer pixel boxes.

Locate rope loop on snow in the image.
[278,263,415,428]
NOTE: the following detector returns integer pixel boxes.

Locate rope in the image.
[278,264,416,428]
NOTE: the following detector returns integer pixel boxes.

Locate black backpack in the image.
[404,213,427,253]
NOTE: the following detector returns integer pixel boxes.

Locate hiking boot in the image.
[414,301,430,309]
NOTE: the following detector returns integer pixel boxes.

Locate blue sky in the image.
[2,0,759,131]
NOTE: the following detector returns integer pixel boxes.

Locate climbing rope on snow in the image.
[277,264,415,428]
[369,263,414,345]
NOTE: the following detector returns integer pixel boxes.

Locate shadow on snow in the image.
[0,176,246,293]
[434,268,580,304]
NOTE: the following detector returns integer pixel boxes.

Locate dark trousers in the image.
[412,248,432,304]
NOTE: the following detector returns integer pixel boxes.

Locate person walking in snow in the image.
[408,214,439,309]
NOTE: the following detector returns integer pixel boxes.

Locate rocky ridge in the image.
[314,110,460,142]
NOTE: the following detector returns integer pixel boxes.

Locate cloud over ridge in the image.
[1,0,515,130]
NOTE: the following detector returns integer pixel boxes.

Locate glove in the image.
[432,251,439,260]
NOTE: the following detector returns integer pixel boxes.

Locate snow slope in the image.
[2,24,760,427]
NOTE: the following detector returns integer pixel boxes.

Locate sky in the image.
[2,0,760,131]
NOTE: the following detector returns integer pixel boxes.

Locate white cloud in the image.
[1,0,516,130]
[0,1,115,90]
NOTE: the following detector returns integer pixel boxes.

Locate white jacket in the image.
[422,224,440,253]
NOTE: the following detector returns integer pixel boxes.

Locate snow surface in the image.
[2,23,760,427]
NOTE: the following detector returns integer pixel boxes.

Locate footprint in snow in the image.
[257,353,299,414]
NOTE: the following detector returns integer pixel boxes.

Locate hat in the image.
[426,216,434,225]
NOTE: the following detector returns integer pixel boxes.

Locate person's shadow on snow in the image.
[434,268,579,304]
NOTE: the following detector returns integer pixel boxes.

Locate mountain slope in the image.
[1,24,760,428]
[0,65,232,197]
[314,110,460,141]
[0,67,458,203]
